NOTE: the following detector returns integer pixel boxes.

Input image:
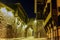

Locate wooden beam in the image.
[43,12,51,27]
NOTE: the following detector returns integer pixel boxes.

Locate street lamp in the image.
[0,7,14,17]
[23,25,27,30]
[7,11,14,17]
[0,7,7,13]
[29,28,33,32]
[0,7,7,16]
[17,21,21,29]
[34,19,37,23]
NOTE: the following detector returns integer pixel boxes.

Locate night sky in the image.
[0,0,36,18]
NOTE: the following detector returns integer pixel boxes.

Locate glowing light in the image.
[0,7,14,17]
[54,26,57,30]
[17,21,21,28]
[16,18,17,23]
[34,20,37,23]
[0,7,7,13]
[23,25,27,29]
[7,11,13,17]
[29,28,33,31]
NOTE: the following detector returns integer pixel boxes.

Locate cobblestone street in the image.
[0,36,47,40]
[0,0,60,40]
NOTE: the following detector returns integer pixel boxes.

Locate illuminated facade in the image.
[44,0,60,40]
[34,0,47,38]
[0,0,60,40]
[0,2,28,38]
[34,0,60,40]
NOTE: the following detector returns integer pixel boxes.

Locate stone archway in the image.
[6,24,13,38]
[6,24,16,38]
[25,25,34,37]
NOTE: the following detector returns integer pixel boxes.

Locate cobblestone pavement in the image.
[0,37,47,40]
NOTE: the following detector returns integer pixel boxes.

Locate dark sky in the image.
[0,0,36,18]
[19,0,36,18]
